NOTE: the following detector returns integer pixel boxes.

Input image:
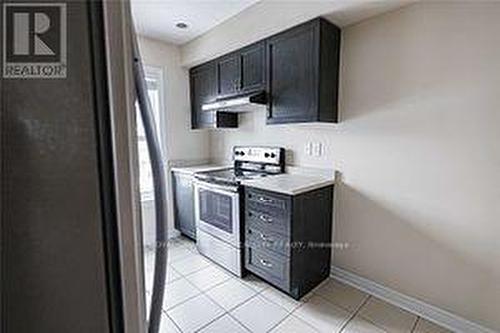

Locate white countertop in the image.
[241,172,335,195]
[171,164,229,175]
[172,163,335,195]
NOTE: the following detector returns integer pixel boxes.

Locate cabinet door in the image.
[216,53,240,97]
[190,62,216,128]
[266,22,319,124]
[172,172,196,239]
[240,42,266,94]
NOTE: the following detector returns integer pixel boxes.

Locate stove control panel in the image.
[233,146,284,166]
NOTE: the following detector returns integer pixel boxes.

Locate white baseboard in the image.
[330,266,496,333]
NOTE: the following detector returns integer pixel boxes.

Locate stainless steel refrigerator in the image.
[1,1,167,332]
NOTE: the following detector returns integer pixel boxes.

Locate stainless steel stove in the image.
[193,146,285,276]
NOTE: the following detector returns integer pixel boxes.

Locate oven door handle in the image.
[194,180,239,194]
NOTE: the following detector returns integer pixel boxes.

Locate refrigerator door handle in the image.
[131,29,168,333]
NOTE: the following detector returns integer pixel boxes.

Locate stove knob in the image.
[241,152,245,156]
[270,153,276,158]
[264,153,270,158]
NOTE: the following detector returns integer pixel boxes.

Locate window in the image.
[136,66,164,201]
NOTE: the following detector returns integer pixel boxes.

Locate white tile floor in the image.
[145,237,452,333]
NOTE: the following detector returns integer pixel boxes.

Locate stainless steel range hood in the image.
[202,91,267,113]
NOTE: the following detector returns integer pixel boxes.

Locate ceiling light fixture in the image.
[175,22,188,29]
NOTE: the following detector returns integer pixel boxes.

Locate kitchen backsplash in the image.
[209,110,340,169]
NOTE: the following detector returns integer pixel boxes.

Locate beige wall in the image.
[138,36,210,162]
[180,0,416,67]
[183,2,500,330]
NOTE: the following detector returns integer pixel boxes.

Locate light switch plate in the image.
[305,142,313,155]
[313,142,322,156]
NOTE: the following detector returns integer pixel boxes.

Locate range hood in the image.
[202,91,267,113]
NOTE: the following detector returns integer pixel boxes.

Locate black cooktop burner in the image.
[196,168,268,185]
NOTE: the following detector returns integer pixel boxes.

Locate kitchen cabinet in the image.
[189,17,340,128]
[190,62,237,129]
[239,41,266,94]
[216,41,266,97]
[244,185,334,299]
[216,53,240,97]
[266,18,341,124]
[172,171,196,239]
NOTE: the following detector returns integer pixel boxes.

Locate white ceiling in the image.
[131,0,261,45]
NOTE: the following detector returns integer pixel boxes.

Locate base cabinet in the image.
[244,186,333,299]
[172,172,196,240]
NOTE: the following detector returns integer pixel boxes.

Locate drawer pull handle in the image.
[260,233,274,243]
[258,196,273,204]
[260,259,273,268]
[259,214,273,223]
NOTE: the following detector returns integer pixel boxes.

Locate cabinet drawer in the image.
[246,188,290,213]
[246,225,289,257]
[245,246,289,290]
[246,208,289,236]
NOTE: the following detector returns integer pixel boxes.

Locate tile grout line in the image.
[163,245,269,331]
[162,276,205,312]
[170,241,333,333]
[263,276,334,332]
[262,295,304,332]
[166,239,439,333]
[165,312,184,333]
[265,312,293,333]
[165,240,347,333]
[338,295,372,333]
[354,297,418,333]
[262,289,318,333]
[162,274,232,315]
[192,311,227,333]
[226,312,253,333]
[203,282,287,333]
[192,291,263,333]
[204,282,259,313]
[180,272,267,332]
[410,316,421,333]
[163,244,300,332]
[157,240,202,332]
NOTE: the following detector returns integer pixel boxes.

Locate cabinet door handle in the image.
[234,79,240,90]
[259,214,273,223]
[258,196,273,204]
[260,259,273,268]
[260,233,274,243]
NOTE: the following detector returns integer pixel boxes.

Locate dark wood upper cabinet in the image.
[217,53,240,97]
[240,41,266,94]
[190,62,215,129]
[190,62,237,129]
[216,41,266,98]
[266,18,341,124]
[189,17,340,129]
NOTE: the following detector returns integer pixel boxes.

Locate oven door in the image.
[194,181,240,246]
